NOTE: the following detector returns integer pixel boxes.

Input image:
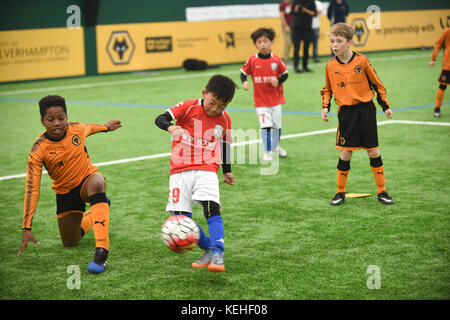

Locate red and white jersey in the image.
[167,99,232,175]
[241,53,287,108]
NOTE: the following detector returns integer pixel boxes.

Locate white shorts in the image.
[166,170,221,213]
[256,105,282,129]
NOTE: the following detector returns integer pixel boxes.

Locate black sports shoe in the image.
[330,192,345,206]
[88,247,109,273]
[434,109,441,118]
[303,68,313,72]
[378,191,394,205]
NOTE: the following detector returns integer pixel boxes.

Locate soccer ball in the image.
[161,215,200,253]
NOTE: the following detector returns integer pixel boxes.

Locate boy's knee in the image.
[340,150,353,161]
[367,149,380,158]
[61,236,81,247]
[83,174,106,199]
[200,201,221,219]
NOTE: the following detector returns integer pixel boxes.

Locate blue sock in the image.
[272,129,281,150]
[261,128,271,152]
[206,215,224,253]
[197,225,211,250]
[179,213,210,250]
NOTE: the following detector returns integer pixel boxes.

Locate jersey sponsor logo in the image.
[179,133,217,151]
[254,76,277,84]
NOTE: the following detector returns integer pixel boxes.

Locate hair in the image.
[39,95,67,117]
[250,27,276,43]
[205,75,237,103]
[329,22,354,41]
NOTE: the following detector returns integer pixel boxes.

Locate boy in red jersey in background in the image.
[18,95,122,274]
[241,27,289,162]
[321,23,394,206]
[155,75,237,273]
[429,27,450,117]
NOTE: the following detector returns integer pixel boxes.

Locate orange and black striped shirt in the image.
[23,122,108,229]
[431,28,450,71]
[321,52,390,112]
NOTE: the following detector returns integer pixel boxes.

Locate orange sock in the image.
[435,87,445,109]
[337,169,349,193]
[371,165,386,194]
[80,210,93,235]
[91,202,110,251]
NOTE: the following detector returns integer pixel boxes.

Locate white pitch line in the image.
[1,119,448,182]
[387,119,450,126]
[0,71,235,96]
[0,53,431,96]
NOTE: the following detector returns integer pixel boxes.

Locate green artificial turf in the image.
[0,49,448,300]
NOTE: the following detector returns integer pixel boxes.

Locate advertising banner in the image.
[96,9,449,74]
[0,27,85,82]
[339,9,450,52]
[96,18,286,73]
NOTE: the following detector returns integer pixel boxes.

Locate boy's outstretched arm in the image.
[155,111,183,136]
[105,120,122,131]
[84,120,122,136]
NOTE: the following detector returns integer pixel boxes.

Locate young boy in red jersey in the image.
[321,23,394,206]
[241,27,289,162]
[155,75,237,272]
[18,95,122,274]
[429,27,450,117]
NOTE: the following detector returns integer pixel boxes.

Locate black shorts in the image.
[336,101,379,151]
[56,176,89,215]
[438,69,450,85]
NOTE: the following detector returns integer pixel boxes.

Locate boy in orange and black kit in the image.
[18,95,122,273]
[429,27,450,117]
[321,23,394,206]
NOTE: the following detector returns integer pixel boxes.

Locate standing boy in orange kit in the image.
[321,23,394,206]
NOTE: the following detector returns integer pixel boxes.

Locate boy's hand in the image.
[17,230,40,257]
[243,81,249,91]
[223,172,235,186]
[321,107,329,122]
[270,78,279,88]
[106,120,122,131]
[385,108,393,119]
[429,61,436,67]
[168,125,184,138]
